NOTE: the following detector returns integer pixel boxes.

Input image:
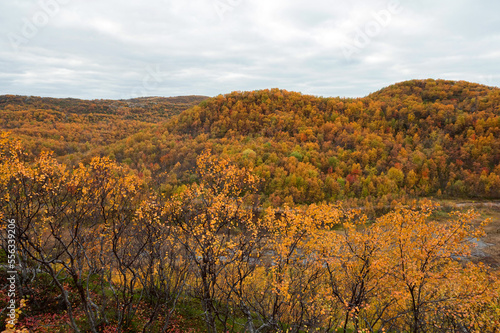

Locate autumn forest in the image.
[1,79,500,332]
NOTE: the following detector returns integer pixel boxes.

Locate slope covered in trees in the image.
[1,138,498,332]
[1,79,500,208]
[91,79,500,208]
[0,94,207,165]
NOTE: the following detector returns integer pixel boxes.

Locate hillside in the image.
[0,94,207,164]
[89,79,499,208]
[1,79,500,208]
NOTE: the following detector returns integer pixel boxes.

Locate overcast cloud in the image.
[1,0,499,99]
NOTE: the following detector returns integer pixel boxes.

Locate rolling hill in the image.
[0,94,208,164]
[2,79,499,208]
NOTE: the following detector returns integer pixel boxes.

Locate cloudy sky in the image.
[1,0,499,99]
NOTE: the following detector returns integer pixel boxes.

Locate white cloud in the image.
[0,0,499,99]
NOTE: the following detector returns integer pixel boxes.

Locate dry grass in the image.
[472,207,500,268]
[436,201,500,268]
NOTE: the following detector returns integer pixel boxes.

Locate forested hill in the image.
[112,79,500,207]
[0,94,207,159]
[170,79,498,138]
[2,79,500,208]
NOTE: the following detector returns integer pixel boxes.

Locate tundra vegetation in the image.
[0,135,498,332]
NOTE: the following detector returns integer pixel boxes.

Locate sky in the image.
[1,0,499,100]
